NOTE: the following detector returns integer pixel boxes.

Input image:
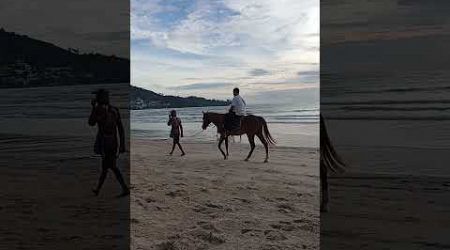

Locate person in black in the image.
[89,89,129,197]
[167,110,185,156]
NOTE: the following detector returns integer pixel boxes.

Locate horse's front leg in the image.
[218,135,227,160]
[225,136,229,156]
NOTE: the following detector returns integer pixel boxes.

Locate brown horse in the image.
[320,114,346,212]
[201,112,275,162]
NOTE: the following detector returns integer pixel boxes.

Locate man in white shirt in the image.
[230,87,246,116]
[225,88,246,132]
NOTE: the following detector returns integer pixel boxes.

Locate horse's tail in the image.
[261,118,276,145]
[321,115,346,173]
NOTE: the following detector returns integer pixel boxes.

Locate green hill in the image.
[131,86,230,109]
[0,28,129,88]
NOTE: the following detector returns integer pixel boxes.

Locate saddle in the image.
[225,114,244,134]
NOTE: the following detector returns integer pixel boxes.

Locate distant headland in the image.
[131,86,230,110]
[0,28,129,88]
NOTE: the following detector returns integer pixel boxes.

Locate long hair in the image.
[320,114,346,173]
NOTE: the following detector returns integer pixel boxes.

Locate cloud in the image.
[131,0,319,103]
[168,82,233,90]
[297,70,319,83]
[249,68,270,76]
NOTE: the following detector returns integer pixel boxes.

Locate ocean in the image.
[131,103,319,148]
[322,71,450,176]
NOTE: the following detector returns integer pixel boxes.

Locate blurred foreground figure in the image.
[89,89,129,197]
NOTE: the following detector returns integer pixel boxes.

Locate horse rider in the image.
[224,87,246,132]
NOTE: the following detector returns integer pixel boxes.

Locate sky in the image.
[0,0,129,58]
[131,0,319,104]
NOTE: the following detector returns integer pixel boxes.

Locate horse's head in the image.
[202,111,211,130]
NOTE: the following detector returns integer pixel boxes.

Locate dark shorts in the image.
[170,131,180,143]
[173,134,180,143]
[94,133,118,156]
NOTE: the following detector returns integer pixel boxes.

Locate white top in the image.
[231,95,246,116]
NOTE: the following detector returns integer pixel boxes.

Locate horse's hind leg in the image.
[256,132,269,163]
[218,135,227,160]
[320,164,329,212]
[244,134,256,161]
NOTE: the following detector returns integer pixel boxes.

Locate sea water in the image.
[131,104,319,148]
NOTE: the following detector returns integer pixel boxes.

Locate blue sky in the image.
[131,0,319,104]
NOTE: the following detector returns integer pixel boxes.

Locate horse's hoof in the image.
[244,158,249,162]
[264,160,268,163]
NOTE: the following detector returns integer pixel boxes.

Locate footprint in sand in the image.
[155,241,176,250]
[270,221,296,232]
[246,185,258,190]
[197,231,226,245]
[241,228,262,237]
[145,197,156,203]
[165,189,187,197]
[277,203,295,213]
[204,202,223,209]
[197,221,221,233]
[192,202,226,215]
[193,205,211,214]
[234,198,252,204]
[264,230,287,241]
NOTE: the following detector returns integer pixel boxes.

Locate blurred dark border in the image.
[321,0,450,249]
[0,1,130,249]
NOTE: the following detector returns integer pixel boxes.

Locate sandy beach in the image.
[131,139,319,250]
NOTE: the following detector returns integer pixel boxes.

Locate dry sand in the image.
[131,139,319,250]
